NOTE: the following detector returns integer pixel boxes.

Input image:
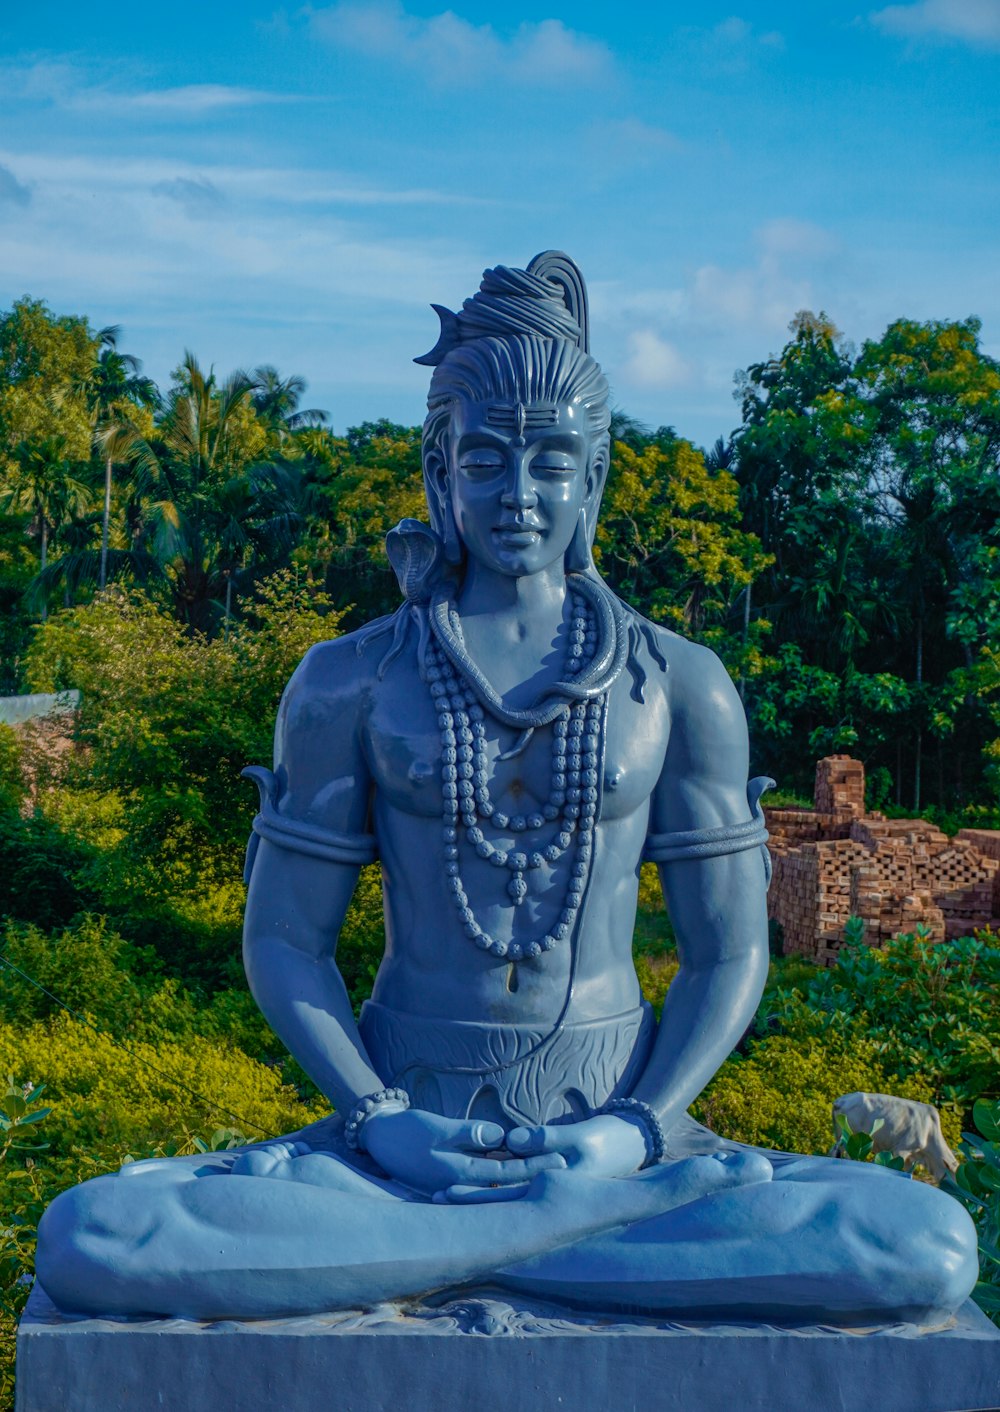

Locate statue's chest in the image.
[366,671,667,823]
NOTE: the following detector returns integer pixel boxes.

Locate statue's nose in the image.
[501,458,538,510]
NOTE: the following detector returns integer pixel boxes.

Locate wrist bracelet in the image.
[602,1097,667,1167]
[344,1087,410,1151]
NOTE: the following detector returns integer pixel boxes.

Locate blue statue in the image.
[37,254,977,1325]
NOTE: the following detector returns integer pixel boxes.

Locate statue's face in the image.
[444,398,596,577]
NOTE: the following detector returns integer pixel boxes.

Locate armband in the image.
[644,775,774,888]
[242,766,378,883]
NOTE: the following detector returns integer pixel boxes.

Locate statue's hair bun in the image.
[415,252,589,366]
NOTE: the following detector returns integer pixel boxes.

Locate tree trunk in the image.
[100,455,112,590]
[738,581,752,701]
[914,731,922,814]
[224,575,233,642]
[40,518,48,622]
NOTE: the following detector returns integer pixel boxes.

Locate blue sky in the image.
[1,0,998,448]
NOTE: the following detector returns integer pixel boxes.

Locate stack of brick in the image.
[765,756,1000,962]
[813,755,866,818]
[958,830,1000,920]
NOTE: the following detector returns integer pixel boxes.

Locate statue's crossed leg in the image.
[36,1137,976,1326]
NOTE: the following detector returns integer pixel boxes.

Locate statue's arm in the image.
[242,637,385,1111]
[629,638,770,1131]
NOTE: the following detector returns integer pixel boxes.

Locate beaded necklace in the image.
[426,590,607,962]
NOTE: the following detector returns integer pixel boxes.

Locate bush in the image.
[0,916,155,1030]
[693,1032,945,1154]
[943,1096,1000,1324]
[0,728,23,812]
[0,1015,322,1159]
[759,931,1000,1117]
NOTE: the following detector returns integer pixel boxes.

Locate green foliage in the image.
[943,1098,1000,1323]
[0,916,154,1029]
[0,728,23,812]
[832,1111,905,1169]
[0,299,98,469]
[596,436,771,673]
[693,1031,939,1154]
[0,1015,321,1160]
[1,1079,55,1411]
[759,931,1000,1116]
[19,573,344,984]
[0,809,94,932]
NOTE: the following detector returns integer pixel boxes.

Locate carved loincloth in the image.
[359,1000,656,1130]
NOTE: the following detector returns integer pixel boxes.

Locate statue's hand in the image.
[360,1109,566,1197]
[505,1115,648,1179]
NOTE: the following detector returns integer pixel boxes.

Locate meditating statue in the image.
[37,254,977,1325]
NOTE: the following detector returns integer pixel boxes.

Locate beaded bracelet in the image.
[344,1087,410,1151]
[602,1097,667,1168]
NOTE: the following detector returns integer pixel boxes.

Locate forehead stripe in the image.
[485,405,560,427]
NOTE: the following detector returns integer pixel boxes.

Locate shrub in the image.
[694,1032,945,1154]
[759,931,1000,1117]
[0,728,23,812]
[943,1097,1000,1324]
[0,1015,323,1158]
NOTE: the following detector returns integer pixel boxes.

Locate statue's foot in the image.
[443,1149,772,1211]
[230,1141,312,1179]
[635,1149,773,1211]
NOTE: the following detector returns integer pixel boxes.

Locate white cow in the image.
[830,1092,959,1183]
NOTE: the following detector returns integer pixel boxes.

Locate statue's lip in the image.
[493,522,543,538]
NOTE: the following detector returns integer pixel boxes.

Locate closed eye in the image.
[460,457,505,476]
[531,457,576,474]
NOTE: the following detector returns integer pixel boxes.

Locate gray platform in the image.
[16,1284,1000,1412]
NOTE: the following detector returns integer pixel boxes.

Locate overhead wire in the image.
[0,951,270,1136]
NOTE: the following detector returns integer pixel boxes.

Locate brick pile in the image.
[765,756,1000,962]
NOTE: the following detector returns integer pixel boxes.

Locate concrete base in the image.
[16,1284,1000,1412]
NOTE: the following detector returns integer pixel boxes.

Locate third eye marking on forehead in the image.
[485,404,560,435]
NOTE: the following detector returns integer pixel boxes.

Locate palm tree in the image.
[83,326,158,589]
[1,437,90,619]
[252,365,328,442]
[104,353,269,632]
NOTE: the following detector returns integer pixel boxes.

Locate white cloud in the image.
[687,16,785,57]
[756,218,841,260]
[308,1,612,84]
[152,177,226,218]
[622,331,694,389]
[101,84,293,114]
[0,61,298,115]
[3,150,486,210]
[871,0,1000,46]
[599,119,685,155]
[0,165,31,207]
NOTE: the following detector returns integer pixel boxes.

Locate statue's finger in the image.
[506,1125,547,1155]
[459,1153,567,1184]
[453,1120,507,1152]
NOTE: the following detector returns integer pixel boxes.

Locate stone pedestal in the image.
[16,1285,1000,1412]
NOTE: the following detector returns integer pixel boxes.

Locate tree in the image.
[854,318,1000,807]
[0,437,90,619]
[596,436,770,659]
[0,298,97,469]
[104,353,270,632]
[83,327,157,589]
[251,366,328,443]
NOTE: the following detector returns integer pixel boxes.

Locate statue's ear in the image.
[585,435,610,512]
[423,443,463,565]
[424,444,448,512]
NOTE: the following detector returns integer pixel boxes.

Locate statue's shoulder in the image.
[277,613,403,739]
[621,605,743,741]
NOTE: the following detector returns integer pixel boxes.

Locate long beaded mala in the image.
[426,590,605,962]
